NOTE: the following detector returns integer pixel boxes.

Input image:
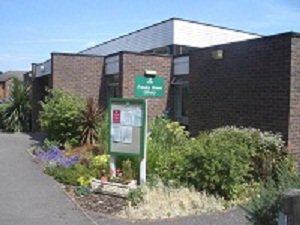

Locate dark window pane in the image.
[181,86,189,116]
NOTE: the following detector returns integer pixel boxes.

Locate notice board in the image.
[108,98,146,157]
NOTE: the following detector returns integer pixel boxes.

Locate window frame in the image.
[173,80,189,125]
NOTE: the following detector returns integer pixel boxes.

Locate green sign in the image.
[134,75,164,97]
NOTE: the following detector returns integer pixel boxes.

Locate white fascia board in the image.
[82,20,174,55]
[173,19,260,48]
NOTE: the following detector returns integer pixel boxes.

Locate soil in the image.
[65,186,128,215]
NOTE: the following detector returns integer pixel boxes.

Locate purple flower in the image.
[57,155,80,168]
[36,146,80,168]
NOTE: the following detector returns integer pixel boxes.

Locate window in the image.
[173,56,189,75]
[153,46,170,55]
[143,46,171,55]
[105,55,120,100]
[105,55,119,74]
[174,81,189,124]
[106,74,120,99]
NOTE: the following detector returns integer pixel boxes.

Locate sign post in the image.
[109,98,147,184]
[139,99,147,184]
[108,75,164,184]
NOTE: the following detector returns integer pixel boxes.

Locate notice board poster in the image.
[109,98,146,157]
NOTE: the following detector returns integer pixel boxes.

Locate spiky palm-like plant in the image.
[81,97,102,145]
[2,78,31,132]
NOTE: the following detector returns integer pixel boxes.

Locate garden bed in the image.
[65,185,127,215]
[30,145,229,220]
[30,94,292,223]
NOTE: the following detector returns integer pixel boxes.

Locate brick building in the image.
[0,71,27,102]
[188,32,300,161]
[31,18,300,160]
[31,18,259,129]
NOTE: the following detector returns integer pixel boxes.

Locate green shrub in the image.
[149,116,189,150]
[185,127,288,200]
[45,163,99,186]
[212,127,287,181]
[39,89,85,146]
[243,158,299,225]
[147,122,288,200]
[75,186,91,196]
[39,138,60,150]
[147,117,189,184]
[185,132,253,200]
[147,140,187,186]
[1,78,31,132]
[128,186,144,206]
[128,187,144,206]
[122,159,134,181]
[0,103,8,129]
[90,154,110,176]
[45,166,79,186]
[97,112,109,153]
[116,155,140,180]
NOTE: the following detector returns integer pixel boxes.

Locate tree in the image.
[2,78,31,132]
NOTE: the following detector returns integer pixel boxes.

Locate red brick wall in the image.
[121,52,172,120]
[52,53,104,104]
[0,82,4,99]
[288,35,300,161]
[189,34,292,144]
[0,79,13,100]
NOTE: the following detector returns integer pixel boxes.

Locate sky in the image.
[0,0,300,72]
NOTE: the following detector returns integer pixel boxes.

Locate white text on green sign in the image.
[134,75,164,97]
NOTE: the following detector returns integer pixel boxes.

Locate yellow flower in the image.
[92,154,110,167]
[77,175,94,187]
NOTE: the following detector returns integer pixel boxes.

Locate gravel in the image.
[66,186,127,215]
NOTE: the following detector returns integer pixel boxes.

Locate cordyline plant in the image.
[81,97,103,145]
[2,78,31,132]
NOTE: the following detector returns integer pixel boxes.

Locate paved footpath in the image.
[0,132,248,225]
[0,132,94,225]
[88,208,248,225]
